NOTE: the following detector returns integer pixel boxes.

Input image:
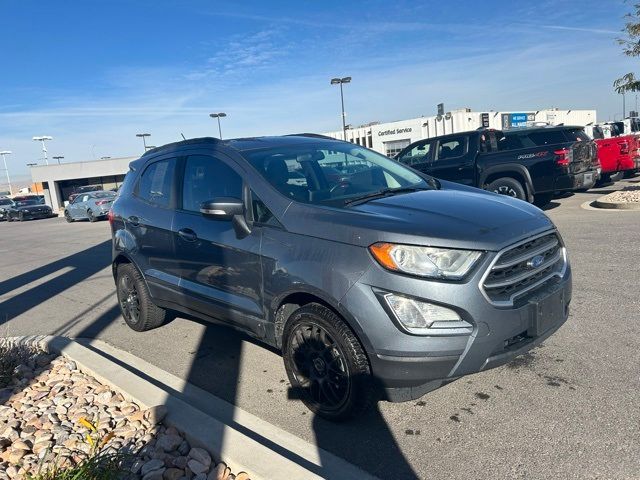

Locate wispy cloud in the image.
[541,25,620,35]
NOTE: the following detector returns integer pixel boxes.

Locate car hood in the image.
[282,183,554,251]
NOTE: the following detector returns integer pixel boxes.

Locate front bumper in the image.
[340,244,572,402]
[20,210,53,219]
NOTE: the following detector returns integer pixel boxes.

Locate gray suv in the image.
[110,135,572,421]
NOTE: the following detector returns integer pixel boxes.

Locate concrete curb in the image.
[593,196,640,210]
[8,335,378,480]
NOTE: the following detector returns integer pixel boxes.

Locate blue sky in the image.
[0,0,636,183]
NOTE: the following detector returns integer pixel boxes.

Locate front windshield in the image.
[244,141,433,206]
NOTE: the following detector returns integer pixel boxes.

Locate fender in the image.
[270,283,376,354]
[479,163,536,202]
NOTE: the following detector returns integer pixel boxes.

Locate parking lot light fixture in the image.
[330,77,351,141]
[0,150,12,195]
[209,113,227,139]
[136,133,151,152]
[32,136,53,165]
[53,156,64,165]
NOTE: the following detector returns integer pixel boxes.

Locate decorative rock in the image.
[209,463,229,480]
[145,405,168,424]
[187,459,208,475]
[189,447,212,467]
[157,434,183,452]
[141,458,166,476]
[163,467,185,480]
[235,473,250,480]
[143,469,166,480]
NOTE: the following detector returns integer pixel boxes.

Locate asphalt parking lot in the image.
[1,181,639,480]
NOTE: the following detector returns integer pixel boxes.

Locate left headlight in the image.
[369,242,483,280]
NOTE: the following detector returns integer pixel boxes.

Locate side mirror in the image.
[200,197,251,238]
[200,197,244,218]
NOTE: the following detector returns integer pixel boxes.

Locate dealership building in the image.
[29,107,597,212]
[30,156,135,212]
[324,108,597,157]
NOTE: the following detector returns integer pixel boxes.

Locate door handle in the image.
[178,228,198,242]
[127,215,140,227]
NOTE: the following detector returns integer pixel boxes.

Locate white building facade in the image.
[324,108,597,157]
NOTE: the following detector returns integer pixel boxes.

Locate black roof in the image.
[140,134,341,159]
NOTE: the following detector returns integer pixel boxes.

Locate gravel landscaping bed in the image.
[0,342,249,479]
[600,185,640,203]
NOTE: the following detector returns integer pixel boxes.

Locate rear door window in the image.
[435,136,468,160]
[137,158,177,208]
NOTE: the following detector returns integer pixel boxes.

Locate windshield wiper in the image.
[344,186,427,206]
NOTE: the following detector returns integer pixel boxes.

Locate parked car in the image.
[11,194,44,204]
[110,135,572,420]
[395,126,600,207]
[5,198,53,221]
[584,124,640,183]
[0,197,14,221]
[68,185,102,203]
[64,190,117,222]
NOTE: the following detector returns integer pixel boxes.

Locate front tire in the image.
[282,304,374,421]
[485,177,527,201]
[18,212,25,222]
[116,263,169,332]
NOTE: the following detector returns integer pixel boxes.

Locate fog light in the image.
[384,293,462,333]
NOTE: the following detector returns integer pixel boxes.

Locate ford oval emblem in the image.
[527,255,545,269]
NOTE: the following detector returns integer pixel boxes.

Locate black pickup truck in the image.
[395,126,600,206]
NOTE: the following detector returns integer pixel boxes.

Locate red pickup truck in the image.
[585,124,640,182]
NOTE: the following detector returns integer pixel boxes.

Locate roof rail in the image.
[141,137,220,157]
[285,133,337,140]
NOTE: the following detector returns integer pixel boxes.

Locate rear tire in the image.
[87,209,96,222]
[623,169,638,178]
[18,212,25,222]
[282,303,375,421]
[485,177,527,201]
[533,193,553,207]
[116,263,169,332]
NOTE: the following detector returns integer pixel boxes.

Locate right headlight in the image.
[369,242,483,280]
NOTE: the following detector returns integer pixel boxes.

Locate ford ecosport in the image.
[110,135,572,421]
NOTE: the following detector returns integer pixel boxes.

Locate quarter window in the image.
[525,130,567,146]
[137,158,176,207]
[182,155,242,212]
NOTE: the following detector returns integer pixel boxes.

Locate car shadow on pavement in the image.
[0,241,418,479]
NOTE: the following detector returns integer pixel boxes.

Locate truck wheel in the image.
[282,303,375,421]
[116,263,169,332]
[533,193,553,207]
[623,169,638,178]
[485,178,526,201]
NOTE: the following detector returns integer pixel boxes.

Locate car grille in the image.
[481,231,566,307]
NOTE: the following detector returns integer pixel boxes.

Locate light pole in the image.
[32,136,53,165]
[136,133,151,152]
[53,156,64,164]
[0,151,12,195]
[209,113,227,139]
[330,76,351,141]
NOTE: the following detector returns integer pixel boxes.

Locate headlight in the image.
[384,293,470,333]
[369,242,482,279]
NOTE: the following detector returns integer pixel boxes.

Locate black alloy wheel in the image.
[118,272,141,327]
[283,304,374,421]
